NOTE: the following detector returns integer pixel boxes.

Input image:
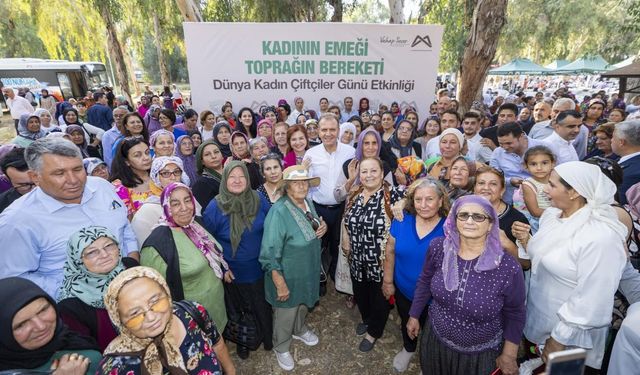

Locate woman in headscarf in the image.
[131,156,192,247]
[339,122,357,147]
[0,277,100,374]
[61,108,105,150]
[513,161,628,373]
[175,135,198,186]
[144,104,163,135]
[96,267,236,375]
[230,131,263,189]
[192,139,224,209]
[57,226,131,351]
[55,101,73,124]
[261,105,279,125]
[34,107,58,133]
[66,125,91,158]
[257,119,275,147]
[202,161,274,359]
[141,183,228,331]
[149,129,176,157]
[213,120,233,159]
[11,113,46,147]
[388,119,421,159]
[84,157,110,180]
[408,195,526,375]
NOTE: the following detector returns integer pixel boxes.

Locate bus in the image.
[0,58,111,102]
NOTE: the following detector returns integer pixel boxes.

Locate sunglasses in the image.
[123,296,170,330]
[456,212,490,223]
[305,211,320,230]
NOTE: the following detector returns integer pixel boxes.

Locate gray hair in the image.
[248,136,268,152]
[112,106,128,115]
[25,138,82,172]
[552,98,576,111]
[318,112,339,127]
[615,120,640,147]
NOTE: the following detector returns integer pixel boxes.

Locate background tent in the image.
[545,59,570,70]
[488,58,551,75]
[554,55,611,74]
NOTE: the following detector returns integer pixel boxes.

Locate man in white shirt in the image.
[529,98,589,159]
[304,113,355,291]
[2,87,35,134]
[461,111,483,162]
[544,110,582,165]
[424,110,460,159]
[340,96,359,122]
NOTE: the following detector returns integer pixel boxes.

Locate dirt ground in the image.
[229,280,422,375]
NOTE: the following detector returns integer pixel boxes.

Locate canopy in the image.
[488,58,551,75]
[545,59,570,70]
[612,56,636,69]
[554,55,611,74]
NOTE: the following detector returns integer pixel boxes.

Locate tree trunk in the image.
[328,0,343,22]
[456,0,507,113]
[153,11,171,86]
[388,0,405,24]
[124,41,140,97]
[97,2,132,104]
[175,0,202,22]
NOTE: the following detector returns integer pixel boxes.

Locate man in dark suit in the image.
[612,120,640,204]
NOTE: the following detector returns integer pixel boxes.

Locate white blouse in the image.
[523,207,627,369]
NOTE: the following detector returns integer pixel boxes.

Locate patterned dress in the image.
[112,179,151,216]
[97,302,223,375]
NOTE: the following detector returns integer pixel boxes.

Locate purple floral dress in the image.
[97,302,222,375]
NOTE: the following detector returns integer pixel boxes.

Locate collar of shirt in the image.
[36,181,96,214]
[619,151,640,164]
[546,131,572,146]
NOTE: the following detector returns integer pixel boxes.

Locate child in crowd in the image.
[512,146,555,233]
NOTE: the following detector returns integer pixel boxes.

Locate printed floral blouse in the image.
[97,302,222,375]
[112,179,152,216]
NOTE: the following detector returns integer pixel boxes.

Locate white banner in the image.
[183,22,443,120]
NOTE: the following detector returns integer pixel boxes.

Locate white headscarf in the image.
[529,161,628,272]
[339,122,357,147]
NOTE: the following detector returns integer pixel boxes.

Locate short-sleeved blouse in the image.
[97,302,222,375]
[344,186,403,282]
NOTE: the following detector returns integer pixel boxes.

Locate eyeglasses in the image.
[305,211,320,231]
[370,120,381,125]
[123,296,170,330]
[456,212,490,223]
[82,242,119,260]
[158,168,182,178]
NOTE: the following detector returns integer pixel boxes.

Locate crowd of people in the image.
[0,83,640,375]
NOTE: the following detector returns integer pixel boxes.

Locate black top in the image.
[498,203,529,244]
[0,188,21,213]
[192,174,220,210]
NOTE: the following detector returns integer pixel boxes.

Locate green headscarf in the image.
[215,160,260,255]
[58,226,125,308]
[195,138,222,183]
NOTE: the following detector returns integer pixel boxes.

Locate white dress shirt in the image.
[7,95,35,120]
[304,142,355,205]
[544,131,579,165]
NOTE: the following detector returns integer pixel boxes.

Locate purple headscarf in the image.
[441,195,503,292]
[175,135,197,186]
[354,127,382,161]
[160,182,228,279]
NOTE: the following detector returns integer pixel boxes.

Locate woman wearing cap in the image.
[259,165,327,371]
[131,156,193,247]
[512,161,628,373]
[202,161,273,359]
[57,226,131,351]
[342,157,404,353]
[408,195,526,375]
[83,157,109,180]
[141,182,228,332]
[95,267,235,375]
[0,277,101,374]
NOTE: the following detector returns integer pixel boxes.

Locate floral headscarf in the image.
[230,131,250,160]
[441,195,502,291]
[103,267,187,375]
[257,119,274,147]
[58,226,124,308]
[160,183,228,279]
[150,156,190,190]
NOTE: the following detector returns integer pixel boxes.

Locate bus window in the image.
[57,73,73,100]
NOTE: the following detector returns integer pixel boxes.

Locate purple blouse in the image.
[409,237,526,354]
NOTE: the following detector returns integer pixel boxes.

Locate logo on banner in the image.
[411,35,432,48]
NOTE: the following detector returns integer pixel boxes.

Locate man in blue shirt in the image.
[0,138,138,298]
[87,92,114,130]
